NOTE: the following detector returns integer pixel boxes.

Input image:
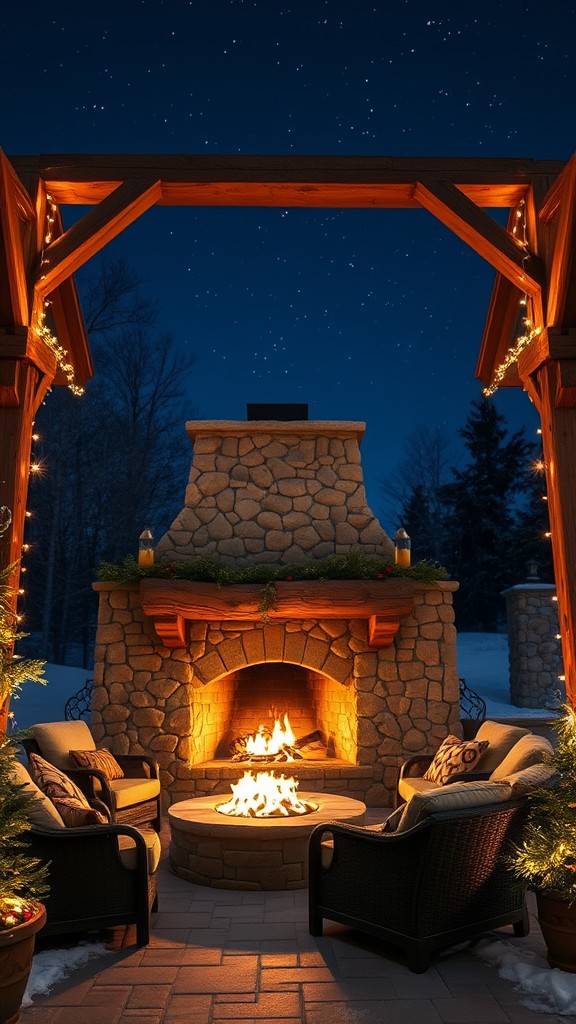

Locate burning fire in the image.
[244,713,296,757]
[216,770,317,818]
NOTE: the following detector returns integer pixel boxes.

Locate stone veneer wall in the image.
[92,580,460,807]
[156,421,395,566]
[503,583,564,707]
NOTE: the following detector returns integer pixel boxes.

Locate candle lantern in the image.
[138,528,155,567]
[394,528,411,568]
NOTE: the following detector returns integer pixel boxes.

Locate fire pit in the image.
[216,770,318,817]
[168,786,366,890]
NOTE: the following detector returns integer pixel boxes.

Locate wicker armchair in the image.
[29,820,159,946]
[22,720,161,832]
[308,798,529,973]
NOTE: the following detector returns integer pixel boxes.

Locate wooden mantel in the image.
[139,577,415,649]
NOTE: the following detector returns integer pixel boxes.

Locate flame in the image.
[244,713,296,757]
[217,770,317,817]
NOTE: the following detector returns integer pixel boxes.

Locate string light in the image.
[544,531,552,539]
[483,317,542,397]
[34,193,84,397]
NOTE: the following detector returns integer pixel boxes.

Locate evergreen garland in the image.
[0,563,47,706]
[97,551,450,586]
[512,704,576,901]
[0,734,49,927]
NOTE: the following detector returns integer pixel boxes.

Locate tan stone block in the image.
[108,590,130,609]
[402,727,428,752]
[314,488,346,507]
[424,589,443,605]
[102,704,130,722]
[302,635,329,672]
[386,695,410,715]
[427,701,450,724]
[148,678,180,699]
[265,529,293,551]
[128,654,163,672]
[129,691,155,707]
[193,650,227,683]
[237,629,264,665]
[354,652,378,678]
[420,622,443,640]
[97,622,126,644]
[133,708,164,727]
[263,624,285,661]
[91,686,109,711]
[416,639,440,665]
[322,651,351,684]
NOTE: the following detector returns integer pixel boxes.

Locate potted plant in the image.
[512,702,576,972]
[0,732,49,1024]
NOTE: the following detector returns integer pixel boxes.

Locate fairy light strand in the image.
[484,199,542,397]
[35,194,84,397]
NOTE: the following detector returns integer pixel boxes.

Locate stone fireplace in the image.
[92,415,460,807]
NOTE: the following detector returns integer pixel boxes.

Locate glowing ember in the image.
[244,714,296,757]
[216,770,317,818]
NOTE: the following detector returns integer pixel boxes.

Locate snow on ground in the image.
[23,943,108,1007]
[11,631,558,732]
[16,632,569,1012]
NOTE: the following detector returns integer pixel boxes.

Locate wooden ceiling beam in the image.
[414,178,542,296]
[0,149,33,327]
[9,153,565,209]
[35,177,162,299]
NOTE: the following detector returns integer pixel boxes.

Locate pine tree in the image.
[0,734,49,927]
[400,483,435,564]
[512,704,576,900]
[0,562,46,708]
[441,397,533,631]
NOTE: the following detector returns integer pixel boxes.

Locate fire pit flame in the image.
[216,770,318,818]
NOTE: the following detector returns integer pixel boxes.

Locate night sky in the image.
[2,0,575,524]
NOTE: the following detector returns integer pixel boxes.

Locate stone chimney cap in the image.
[185,420,367,443]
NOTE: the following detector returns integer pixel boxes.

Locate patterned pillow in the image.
[47,795,107,828]
[70,748,124,780]
[28,752,107,826]
[423,734,489,785]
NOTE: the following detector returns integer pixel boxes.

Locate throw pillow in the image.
[70,748,124,780]
[28,752,107,826]
[423,734,489,786]
[48,795,107,828]
[490,733,554,781]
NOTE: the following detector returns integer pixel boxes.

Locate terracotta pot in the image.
[0,903,46,1024]
[536,890,576,972]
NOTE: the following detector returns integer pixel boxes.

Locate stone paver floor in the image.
[20,815,575,1024]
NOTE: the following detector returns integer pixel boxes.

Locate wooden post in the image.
[0,335,55,731]
[535,359,576,705]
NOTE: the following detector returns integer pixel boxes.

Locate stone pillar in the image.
[502,583,564,707]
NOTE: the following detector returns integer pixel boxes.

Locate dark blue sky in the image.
[3,0,574,522]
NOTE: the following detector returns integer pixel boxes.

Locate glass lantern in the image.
[138,528,155,567]
[394,528,411,568]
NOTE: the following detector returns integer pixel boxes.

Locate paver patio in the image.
[21,814,571,1024]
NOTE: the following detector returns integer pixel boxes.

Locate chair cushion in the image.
[502,763,555,797]
[10,759,65,829]
[397,775,440,803]
[489,734,554,781]
[392,779,512,834]
[423,734,489,785]
[28,752,107,827]
[117,828,162,873]
[473,720,530,774]
[108,777,161,811]
[70,748,125,780]
[32,720,95,771]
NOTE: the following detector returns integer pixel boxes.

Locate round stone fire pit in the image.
[168,792,366,890]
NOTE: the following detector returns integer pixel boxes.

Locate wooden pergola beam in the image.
[414,178,542,297]
[35,177,162,299]
[9,153,565,209]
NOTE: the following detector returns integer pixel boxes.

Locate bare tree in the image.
[24,259,196,666]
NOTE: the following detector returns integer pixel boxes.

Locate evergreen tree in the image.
[441,397,533,631]
[510,457,554,583]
